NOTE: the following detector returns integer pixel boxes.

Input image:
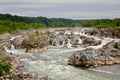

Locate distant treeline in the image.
[0,13,75,27]
[0,13,120,34]
[81,19,120,28]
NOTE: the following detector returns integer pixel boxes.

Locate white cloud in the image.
[0,0,120,19]
[0,0,120,3]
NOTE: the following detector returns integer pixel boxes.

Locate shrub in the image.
[114,42,119,49]
[0,61,11,76]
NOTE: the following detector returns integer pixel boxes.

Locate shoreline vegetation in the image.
[0,13,120,34]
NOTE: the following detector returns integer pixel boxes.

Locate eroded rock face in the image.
[0,44,12,63]
[84,28,120,38]
[68,42,120,67]
[80,36,101,47]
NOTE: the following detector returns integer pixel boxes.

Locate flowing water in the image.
[5,47,120,80]
[4,29,120,80]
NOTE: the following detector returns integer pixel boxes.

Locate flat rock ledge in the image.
[68,42,120,67]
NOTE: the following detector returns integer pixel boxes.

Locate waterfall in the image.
[67,39,72,48]
[78,39,82,44]
[11,44,15,50]
[4,44,16,53]
[56,40,60,47]
[61,41,65,47]
[52,39,61,47]
[4,45,14,53]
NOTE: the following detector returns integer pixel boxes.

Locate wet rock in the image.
[21,31,50,53]
[68,42,120,67]
[80,36,101,47]
[1,52,48,80]
[85,28,120,38]
[11,37,25,49]
[4,42,11,49]
[14,28,102,50]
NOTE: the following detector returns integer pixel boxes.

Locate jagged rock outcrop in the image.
[0,44,11,63]
[80,36,101,47]
[22,31,49,53]
[68,41,120,67]
[84,28,120,38]
[9,28,102,53]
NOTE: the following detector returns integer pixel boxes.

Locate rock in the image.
[1,51,48,80]
[11,37,24,49]
[4,42,11,49]
[80,36,101,47]
[85,28,120,38]
[21,31,50,53]
[68,42,120,67]
[105,60,114,65]
[0,33,12,41]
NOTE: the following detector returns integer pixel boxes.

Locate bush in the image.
[0,61,11,76]
[114,42,119,49]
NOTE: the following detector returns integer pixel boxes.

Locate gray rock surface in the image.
[68,42,120,67]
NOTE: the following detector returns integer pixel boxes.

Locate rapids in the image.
[4,28,120,80]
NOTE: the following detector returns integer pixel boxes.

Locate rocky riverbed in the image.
[1,27,120,80]
[0,32,48,80]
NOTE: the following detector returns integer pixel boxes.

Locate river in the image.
[4,28,120,80]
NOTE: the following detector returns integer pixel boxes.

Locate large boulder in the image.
[68,42,120,67]
[80,36,101,47]
[22,31,49,53]
[11,37,24,49]
[0,33,12,42]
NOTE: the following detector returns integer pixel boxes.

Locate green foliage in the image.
[0,61,11,76]
[50,18,73,27]
[0,13,73,27]
[80,19,120,28]
[0,20,46,34]
[0,13,120,34]
[114,42,120,49]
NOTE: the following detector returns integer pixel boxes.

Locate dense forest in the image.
[81,19,120,28]
[0,13,74,27]
[0,13,120,34]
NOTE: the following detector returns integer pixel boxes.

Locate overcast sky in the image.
[0,0,120,19]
